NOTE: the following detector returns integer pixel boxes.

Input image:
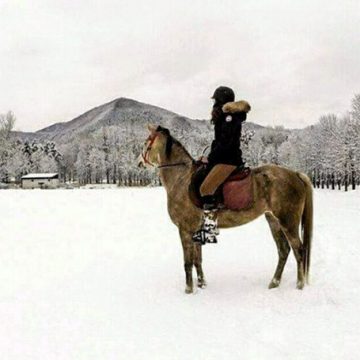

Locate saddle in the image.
[189,164,253,211]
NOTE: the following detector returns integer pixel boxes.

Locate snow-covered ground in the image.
[1,188,359,360]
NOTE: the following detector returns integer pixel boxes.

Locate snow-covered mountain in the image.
[9,97,268,183]
[13,97,263,145]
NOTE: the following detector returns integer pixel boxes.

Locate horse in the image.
[138,124,313,294]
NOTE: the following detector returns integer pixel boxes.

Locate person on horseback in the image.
[192,86,251,244]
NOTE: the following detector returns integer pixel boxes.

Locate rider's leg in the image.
[200,164,237,233]
[193,164,237,244]
[201,195,219,236]
[199,164,237,198]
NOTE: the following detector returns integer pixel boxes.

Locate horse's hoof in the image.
[197,280,207,289]
[268,278,280,289]
[296,281,304,290]
[185,286,193,294]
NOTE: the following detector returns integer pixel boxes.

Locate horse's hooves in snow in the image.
[197,280,207,289]
[268,278,280,289]
[185,286,193,294]
[296,281,304,290]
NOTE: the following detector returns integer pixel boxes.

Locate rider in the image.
[192,86,251,244]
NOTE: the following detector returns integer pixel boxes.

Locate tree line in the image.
[0,112,61,182]
[275,94,360,191]
[1,94,359,190]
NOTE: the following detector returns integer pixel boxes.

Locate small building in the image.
[21,173,60,189]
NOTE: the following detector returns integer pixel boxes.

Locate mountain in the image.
[13,97,264,145]
[8,97,298,183]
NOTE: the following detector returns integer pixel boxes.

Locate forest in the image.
[1,94,359,190]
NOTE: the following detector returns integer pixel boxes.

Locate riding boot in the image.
[203,208,219,236]
[192,196,219,245]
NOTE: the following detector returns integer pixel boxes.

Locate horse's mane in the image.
[156,126,194,162]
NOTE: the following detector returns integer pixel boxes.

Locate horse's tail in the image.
[298,173,313,284]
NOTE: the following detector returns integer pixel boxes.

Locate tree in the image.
[0,111,16,181]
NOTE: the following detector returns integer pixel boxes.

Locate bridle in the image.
[141,133,187,169]
[142,133,158,166]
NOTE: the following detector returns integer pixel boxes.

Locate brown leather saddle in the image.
[189,163,253,211]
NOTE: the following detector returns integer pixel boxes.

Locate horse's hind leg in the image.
[194,243,206,288]
[265,212,290,289]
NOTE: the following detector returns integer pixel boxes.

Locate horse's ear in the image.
[161,127,170,136]
[147,123,157,134]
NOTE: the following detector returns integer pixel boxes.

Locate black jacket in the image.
[207,101,249,167]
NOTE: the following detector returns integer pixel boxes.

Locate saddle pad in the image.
[222,173,253,211]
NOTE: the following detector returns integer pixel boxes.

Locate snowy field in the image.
[1,188,360,360]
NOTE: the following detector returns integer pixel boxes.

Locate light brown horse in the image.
[139,124,313,294]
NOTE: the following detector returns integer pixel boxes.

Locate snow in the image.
[1,188,359,359]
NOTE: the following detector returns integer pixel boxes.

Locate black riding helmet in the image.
[211,86,235,106]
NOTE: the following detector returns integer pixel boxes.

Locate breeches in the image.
[199,164,237,197]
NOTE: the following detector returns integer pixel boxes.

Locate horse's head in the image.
[138,124,173,168]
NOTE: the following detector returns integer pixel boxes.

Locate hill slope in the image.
[14,97,264,145]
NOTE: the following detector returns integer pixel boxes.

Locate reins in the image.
[158,162,187,169]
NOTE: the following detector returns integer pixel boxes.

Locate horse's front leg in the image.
[194,243,206,288]
[179,228,196,294]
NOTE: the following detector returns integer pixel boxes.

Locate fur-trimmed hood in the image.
[222,100,251,114]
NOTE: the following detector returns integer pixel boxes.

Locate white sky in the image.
[1,0,360,131]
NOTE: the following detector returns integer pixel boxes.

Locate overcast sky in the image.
[1,0,360,132]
